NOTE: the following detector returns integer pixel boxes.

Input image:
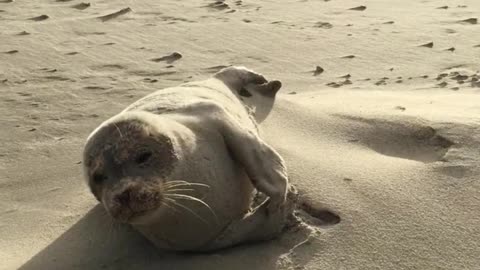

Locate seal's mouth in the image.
[104,182,164,224]
[107,200,162,224]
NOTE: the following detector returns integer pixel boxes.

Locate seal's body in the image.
[83,67,295,251]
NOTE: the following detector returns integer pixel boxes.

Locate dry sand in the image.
[1,0,480,269]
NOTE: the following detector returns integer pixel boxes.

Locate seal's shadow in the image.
[19,205,317,270]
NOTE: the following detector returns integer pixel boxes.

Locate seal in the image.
[83,66,297,251]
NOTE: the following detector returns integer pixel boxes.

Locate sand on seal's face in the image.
[1,0,480,269]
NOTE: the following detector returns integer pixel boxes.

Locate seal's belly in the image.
[133,126,254,251]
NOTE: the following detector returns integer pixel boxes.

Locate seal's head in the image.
[83,112,177,224]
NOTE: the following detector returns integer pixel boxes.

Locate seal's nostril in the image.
[117,189,132,206]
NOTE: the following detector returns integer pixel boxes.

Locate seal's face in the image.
[83,118,177,224]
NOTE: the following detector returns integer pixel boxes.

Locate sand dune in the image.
[1,0,479,269]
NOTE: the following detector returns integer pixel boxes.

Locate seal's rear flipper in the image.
[246,80,282,98]
[213,66,283,123]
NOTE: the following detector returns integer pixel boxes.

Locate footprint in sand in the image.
[299,201,341,226]
[143,78,158,83]
[43,75,73,82]
[72,2,90,10]
[349,5,366,11]
[206,1,230,10]
[419,42,434,48]
[436,6,449,9]
[457,18,477,25]
[314,21,333,29]
[327,77,352,88]
[341,55,355,59]
[4,50,18,54]
[128,70,176,77]
[83,86,111,90]
[313,66,324,76]
[16,31,30,36]
[98,7,131,22]
[65,52,78,55]
[150,52,182,64]
[437,81,448,88]
[382,21,395,24]
[94,64,126,71]
[29,15,49,21]
[445,47,455,52]
[0,0,14,3]
[436,73,448,80]
[375,78,387,86]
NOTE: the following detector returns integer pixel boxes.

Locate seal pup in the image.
[83,66,297,251]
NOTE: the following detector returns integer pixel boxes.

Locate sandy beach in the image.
[1,0,480,269]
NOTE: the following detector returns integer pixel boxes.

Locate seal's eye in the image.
[93,172,106,184]
[135,151,152,165]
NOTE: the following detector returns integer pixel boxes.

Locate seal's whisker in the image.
[165,193,218,221]
[164,180,210,188]
[164,197,209,225]
[164,182,210,189]
[161,200,179,214]
[164,188,195,193]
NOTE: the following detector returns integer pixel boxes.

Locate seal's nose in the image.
[116,188,133,206]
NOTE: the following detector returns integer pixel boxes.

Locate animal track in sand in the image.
[128,70,176,77]
[42,75,74,82]
[314,21,333,29]
[98,7,131,22]
[91,64,126,71]
[349,5,366,11]
[419,42,434,48]
[299,201,341,226]
[206,1,230,10]
[29,15,49,21]
[313,66,324,76]
[457,18,477,25]
[337,115,454,163]
[72,3,91,10]
[83,86,111,90]
[160,16,194,23]
[150,52,182,64]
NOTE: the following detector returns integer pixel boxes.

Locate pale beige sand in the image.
[1,0,480,269]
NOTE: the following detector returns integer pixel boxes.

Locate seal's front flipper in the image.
[217,116,288,213]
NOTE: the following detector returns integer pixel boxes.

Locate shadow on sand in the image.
[19,205,317,270]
